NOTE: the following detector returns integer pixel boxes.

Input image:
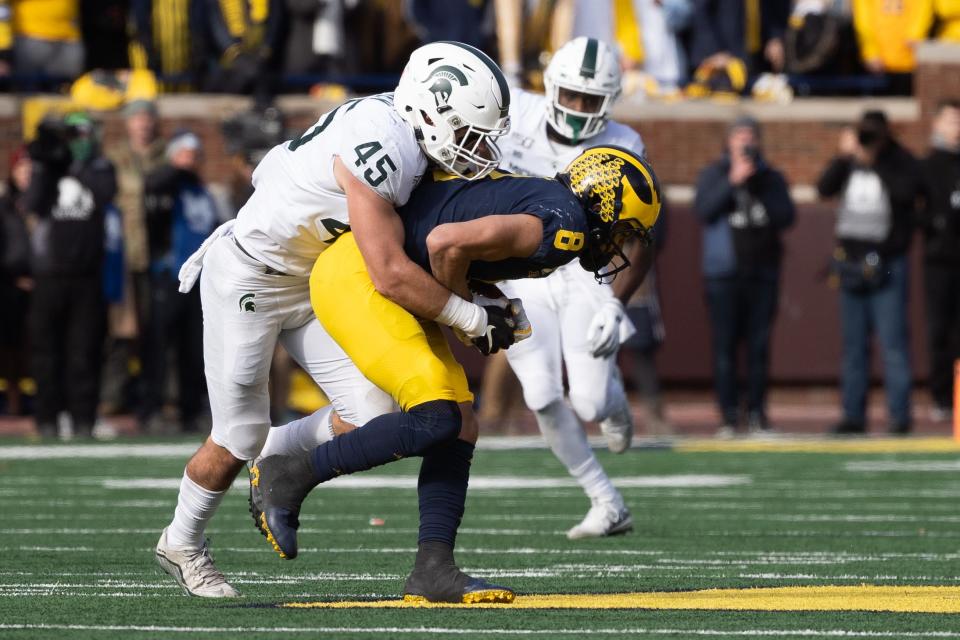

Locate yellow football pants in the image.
[309,232,473,412]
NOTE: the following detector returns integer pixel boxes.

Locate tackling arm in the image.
[426,214,543,298]
[334,157,453,320]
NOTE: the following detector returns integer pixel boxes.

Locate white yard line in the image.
[846,460,960,472]
[0,437,590,460]
[98,474,750,491]
[764,515,960,523]
[0,527,562,536]
[2,624,960,638]
[5,570,959,593]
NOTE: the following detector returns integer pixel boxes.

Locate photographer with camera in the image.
[694,115,796,437]
[817,109,922,435]
[24,112,117,439]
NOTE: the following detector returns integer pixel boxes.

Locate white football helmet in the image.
[394,41,510,180]
[543,37,622,143]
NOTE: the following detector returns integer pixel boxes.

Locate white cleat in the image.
[155,527,241,598]
[566,503,634,540]
[599,403,634,454]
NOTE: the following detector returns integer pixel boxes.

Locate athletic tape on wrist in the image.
[435,294,488,338]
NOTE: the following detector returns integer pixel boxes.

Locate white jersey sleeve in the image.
[233,94,427,277]
[334,97,425,207]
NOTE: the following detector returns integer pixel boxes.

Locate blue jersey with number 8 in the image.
[399,169,589,282]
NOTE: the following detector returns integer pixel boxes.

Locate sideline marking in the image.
[283,585,960,613]
[679,437,960,454]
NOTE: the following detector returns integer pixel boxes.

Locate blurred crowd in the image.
[0,99,297,436]
[0,0,959,100]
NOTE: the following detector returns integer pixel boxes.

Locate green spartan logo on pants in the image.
[239,293,256,313]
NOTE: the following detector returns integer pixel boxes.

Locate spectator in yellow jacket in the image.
[909,0,960,43]
[12,0,84,88]
[852,0,926,74]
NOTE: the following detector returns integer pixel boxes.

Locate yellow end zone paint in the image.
[283,585,960,613]
[677,437,960,454]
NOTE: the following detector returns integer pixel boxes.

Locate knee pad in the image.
[569,390,607,423]
[403,400,462,455]
[398,359,460,410]
[215,421,270,461]
[571,367,625,422]
[519,376,564,413]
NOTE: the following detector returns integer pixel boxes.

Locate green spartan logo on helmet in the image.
[427,65,469,109]
[239,293,256,313]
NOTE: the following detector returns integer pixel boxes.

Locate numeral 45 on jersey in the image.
[354,141,397,187]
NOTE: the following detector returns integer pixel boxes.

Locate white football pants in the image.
[199,236,393,460]
[500,262,632,421]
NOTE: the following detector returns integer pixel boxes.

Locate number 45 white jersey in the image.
[498,89,645,177]
[234,93,428,277]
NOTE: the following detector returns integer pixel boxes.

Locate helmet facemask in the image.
[579,215,650,283]
[433,113,510,180]
[546,84,615,144]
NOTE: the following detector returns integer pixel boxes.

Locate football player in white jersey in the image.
[154,41,514,598]
[497,37,651,539]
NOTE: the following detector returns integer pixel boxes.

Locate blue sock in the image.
[417,438,474,546]
[309,400,461,484]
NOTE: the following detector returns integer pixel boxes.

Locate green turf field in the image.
[2,436,960,639]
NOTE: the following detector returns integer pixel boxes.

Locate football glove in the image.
[473,295,532,344]
[586,298,625,358]
[472,305,516,355]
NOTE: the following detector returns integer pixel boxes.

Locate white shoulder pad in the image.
[336,97,427,206]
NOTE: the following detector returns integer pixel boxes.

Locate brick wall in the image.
[0,96,928,190]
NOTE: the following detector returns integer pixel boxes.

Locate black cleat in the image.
[402,541,515,604]
[248,454,316,560]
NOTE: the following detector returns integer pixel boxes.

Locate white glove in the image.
[178,219,236,293]
[586,298,625,358]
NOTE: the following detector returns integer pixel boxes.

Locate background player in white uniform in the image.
[498,37,650,539]
[154,41,514,598]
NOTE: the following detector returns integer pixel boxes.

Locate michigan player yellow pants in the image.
[309,232,473,411]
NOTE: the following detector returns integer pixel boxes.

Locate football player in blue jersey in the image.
[250,145,661,604]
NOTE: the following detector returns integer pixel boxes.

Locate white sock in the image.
[570,456,622,508]
[166,472,227,549]
[535,400,620,506]
[259,406,335,458]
